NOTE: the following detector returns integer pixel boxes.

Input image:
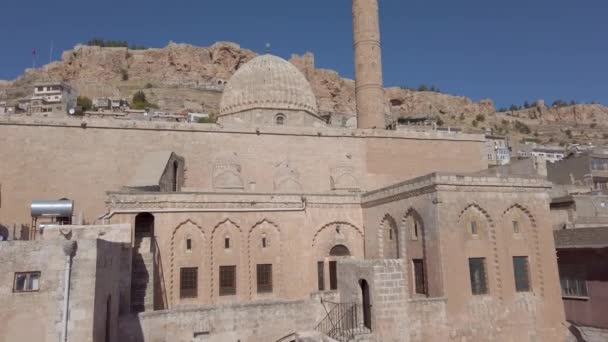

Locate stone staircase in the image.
[131,237,155,312]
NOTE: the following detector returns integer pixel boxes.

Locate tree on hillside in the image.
[77,96,92,112]
[131,91,158,110]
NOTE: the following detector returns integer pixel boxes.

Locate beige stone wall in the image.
[107,193,365,309]
[217,108,326,127]
[0,117,485,235]
[359,174,567,341]
[119,295,333,342]
[0,224,130,342]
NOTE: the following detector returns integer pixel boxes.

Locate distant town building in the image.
[93,97,111,110]
[187,112,210,123]
[548,147,608,192]
[550,191,608,337]
[92,97,128,111]
[485,134,511,166]
[517,143,566,164]
[29,82,77,115]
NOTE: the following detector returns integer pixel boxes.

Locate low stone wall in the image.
[119,296,333,342]
[576,326,608,342]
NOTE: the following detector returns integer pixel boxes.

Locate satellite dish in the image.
[68,108,76,115]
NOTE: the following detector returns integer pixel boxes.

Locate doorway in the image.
[360,279,372,330]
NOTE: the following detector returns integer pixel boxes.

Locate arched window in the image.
[275,114,285,125]
[329,244,351,257]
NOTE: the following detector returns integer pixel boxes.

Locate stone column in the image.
[353,0,386,129]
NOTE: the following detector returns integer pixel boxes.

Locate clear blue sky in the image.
[1,0,606,108]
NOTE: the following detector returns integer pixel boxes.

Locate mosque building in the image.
[0,1,569,341]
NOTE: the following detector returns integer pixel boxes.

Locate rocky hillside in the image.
[1,41,607,146]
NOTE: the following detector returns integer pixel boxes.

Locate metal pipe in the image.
[60,255,71,342]
[60,241,77,342]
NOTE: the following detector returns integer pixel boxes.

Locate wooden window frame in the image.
[559,264,588,298]
[13,271,41,293]
[469,258,488,295]
[256,264,273,294]
[219,265,237,296]
[513,256,531,292]
[412,259,427,295]
[317,261,325,291]
[179,267,198,299]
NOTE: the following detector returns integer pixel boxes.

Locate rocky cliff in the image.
[1,42,606,146]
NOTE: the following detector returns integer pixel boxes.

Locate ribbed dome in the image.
[219,54,318,116]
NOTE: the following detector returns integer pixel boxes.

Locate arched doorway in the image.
[328,245,351,290]
[359,279,372,330]
[135,213,154,238]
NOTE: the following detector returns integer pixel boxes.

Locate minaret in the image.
[352,0,386,129]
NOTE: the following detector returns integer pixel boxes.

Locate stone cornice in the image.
[0,116,485,142]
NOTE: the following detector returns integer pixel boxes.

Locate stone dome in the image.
[219,54,318,116]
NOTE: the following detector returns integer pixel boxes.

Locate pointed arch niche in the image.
[378,214,400,259]
[402,208,428,297]
[248,219,282,300]
[501,204,543,296]
[169,220,208,307]
[457,204,501,300]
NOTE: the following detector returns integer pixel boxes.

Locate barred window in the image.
[469,258,488,295]
[256,264,273,293]
[180,268,197,299]
[219,266,236,296]
[470,221,478,235]
[559,265,588,297]
[317,261,325,291]
[14,272,40,292]
[513,256,531,292]
[413,259,427,295]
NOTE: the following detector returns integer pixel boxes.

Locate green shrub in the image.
[77,96,92,112]
[131,90,158,110]
[475,114,486,122]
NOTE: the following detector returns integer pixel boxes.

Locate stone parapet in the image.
[0,115,484,142]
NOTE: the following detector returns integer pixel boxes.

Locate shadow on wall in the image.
[92,239,137,342]
[0,225,8,240]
